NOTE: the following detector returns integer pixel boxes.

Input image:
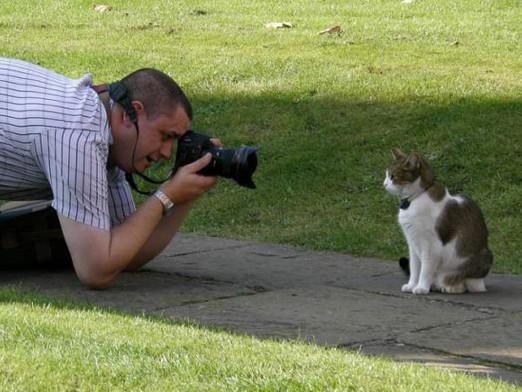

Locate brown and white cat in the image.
[383,149,493,294]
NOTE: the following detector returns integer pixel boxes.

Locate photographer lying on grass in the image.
[0,58,221,288]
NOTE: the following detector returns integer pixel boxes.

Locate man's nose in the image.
[160,141,173,160]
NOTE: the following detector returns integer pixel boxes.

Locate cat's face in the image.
[383,149,433,198]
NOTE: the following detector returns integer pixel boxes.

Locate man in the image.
[0,58,219,288]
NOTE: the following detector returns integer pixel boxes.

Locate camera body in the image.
[173,131,257,189]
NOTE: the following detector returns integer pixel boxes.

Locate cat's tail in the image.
[399,257,410,276]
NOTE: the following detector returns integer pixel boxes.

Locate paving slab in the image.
[0,268,256,313]
[157,286,492,346]
[150,240,398,290]
[399,313,522,367]
[347,272,522,313]
[152,237,520,312]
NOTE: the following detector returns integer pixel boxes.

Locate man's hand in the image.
[162,153,218,204]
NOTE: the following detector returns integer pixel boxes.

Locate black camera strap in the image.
[108,81,137,125]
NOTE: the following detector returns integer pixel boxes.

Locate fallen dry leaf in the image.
[265,22,293,29]
[94,4,112,12]
[318,25,342,35]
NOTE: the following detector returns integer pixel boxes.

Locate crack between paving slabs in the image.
[335,286,505,315]
[338,337,392,350]
[408,314,500,334]
[149,285,271,312]
[393,341,522,372]
[338,338,522,373]
[137,269,240,286]
[246,251,300,259]
[165,243,253,257]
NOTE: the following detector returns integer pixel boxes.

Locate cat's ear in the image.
[417,155,435,185]
[405,153,421,169]
[391,148,406,160]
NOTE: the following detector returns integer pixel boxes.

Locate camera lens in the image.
[201,146,257,189]
[173,131,257,189]
[232,146,257,189]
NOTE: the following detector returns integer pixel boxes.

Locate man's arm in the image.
[125,199,194,271]
[58,154,216,289]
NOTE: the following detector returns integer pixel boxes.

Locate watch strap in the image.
[153,190,175,216]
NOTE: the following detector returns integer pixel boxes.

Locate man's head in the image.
[109,69,193,174]
[120,68,192,121]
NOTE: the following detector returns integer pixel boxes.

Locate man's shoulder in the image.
[1,58,105,134]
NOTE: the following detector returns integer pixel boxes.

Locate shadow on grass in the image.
[176,93,522,273]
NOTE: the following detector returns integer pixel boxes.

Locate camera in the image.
[173,131,258,189]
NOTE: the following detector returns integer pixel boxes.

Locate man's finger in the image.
[210,138,224,148]
[185,153,213,173]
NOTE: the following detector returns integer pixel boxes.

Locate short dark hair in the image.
[121,68,192,120]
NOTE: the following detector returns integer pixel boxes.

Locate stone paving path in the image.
[1,234,520,386]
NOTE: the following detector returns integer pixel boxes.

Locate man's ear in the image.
[131,101,144,115]
[128,100,144,123]
[121,101,143,126]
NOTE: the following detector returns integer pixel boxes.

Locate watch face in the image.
[164,201,175,216]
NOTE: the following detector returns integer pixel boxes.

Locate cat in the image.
[383,149,493,294]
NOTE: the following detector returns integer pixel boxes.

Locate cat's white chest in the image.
[398,193,445,238]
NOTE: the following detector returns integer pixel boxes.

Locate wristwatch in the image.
[153,190,175,216]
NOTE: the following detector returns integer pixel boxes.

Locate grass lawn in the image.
[0,288,519,391]
[0,1,521,390]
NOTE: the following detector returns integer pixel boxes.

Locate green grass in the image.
[0,287,518,391]
[1,0,521,274]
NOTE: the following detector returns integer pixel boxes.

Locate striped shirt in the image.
[0,58,135,230]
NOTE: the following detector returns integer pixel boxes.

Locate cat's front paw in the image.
[401,283,415,293]
[412,285,430,295]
